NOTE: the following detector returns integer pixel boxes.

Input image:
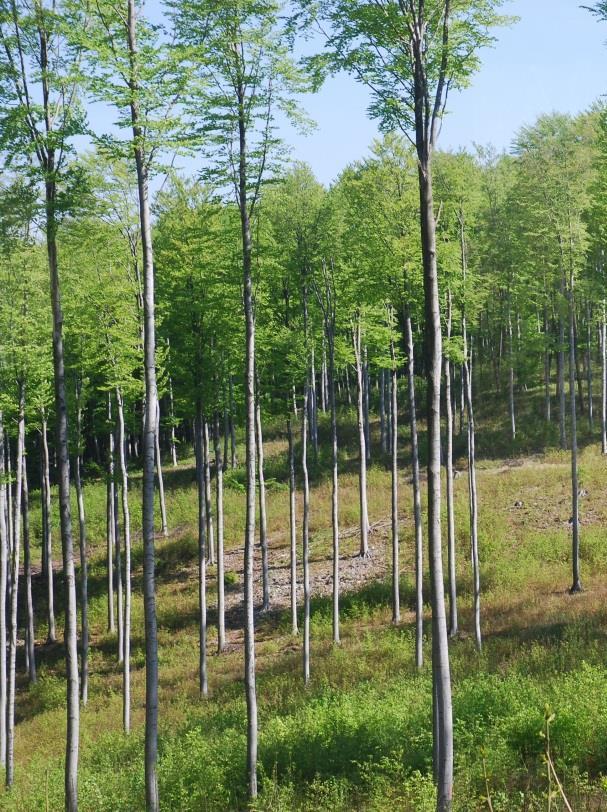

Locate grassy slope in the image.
[3,384,607,810]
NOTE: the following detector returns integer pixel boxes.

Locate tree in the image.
[0,4,86,802]
[174,1,309,795]
[297,2,508,807]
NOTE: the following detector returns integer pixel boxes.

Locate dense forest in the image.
[0,1,606,810]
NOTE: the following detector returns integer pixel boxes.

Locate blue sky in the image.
[284,0,607,184]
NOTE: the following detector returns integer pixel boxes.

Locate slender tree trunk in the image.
[6,384,25,788]
[213,417,225,653]
[41,414,56,642]
[569,278,582,594]
[586,301,593,433]
[116,391,132,732]
[195,411,208,696]
[255,382,270,611]
[380,368,386,455]
[22,446,36,683]
[168,373,178,467]
[237,89,258,800]
[405,310,424,668]
[363,350,371,461]
[74,385,88,706]
[229,376,238,469]
[508,310,516,441]
[203,419,215,565]
[287,416,298,636]
[107,396,116,635]
[463,344,481,650]
[127,4,160,800]
[114,432,124,666]
[155,401,168,539]
[329,338,340,645]
[444,294,457,638]
[390,340,400,624]
[601,301,607,455]
[0,417,7,767]
[309,348,319,459]
[46,179,80,808]
[558,292,567,450]
[418,159,453,811]
[544,309,551,424]
[301,383,311,683]
[353,322,370,557]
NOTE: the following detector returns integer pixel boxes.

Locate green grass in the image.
[4,387,607,810]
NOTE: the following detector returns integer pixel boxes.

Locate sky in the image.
[283,0,607,185]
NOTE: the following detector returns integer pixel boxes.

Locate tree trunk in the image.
[558,300,567,450]
[168,374,178,467]
[329,336,340,645]
[114,430,124,666]
[229,376,238,469]
[405,311,424,668]
[107,396,116,635]
[309,348,319,459]
[586,301,593,433]
[353,322,370,557]
[0,416,7,767]
[544,309,551,424]
[46,180,80,808]
[203,419,215,565]
[601,301,607,455]
[213,416,225,653]
[444,293,457,638]
[22,446,36,683]
[508,310,516,441]
[255,382,270,611]
[155,401,168,539]
[301,383,311,683]
[238,88,258,800]
[418,160,453,811]
[569,279,582,594]
[463,344,481,650]
[128,1,160,799]
[380,368,386,455]
[41,414,56,642]
[116,391,132,732]
[195,411,208,696]
[74,383,88,706]
[6,384,25,788]
[287,416,298,636]
[390,340,400,624]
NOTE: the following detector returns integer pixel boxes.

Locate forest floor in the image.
[3,385,607,810]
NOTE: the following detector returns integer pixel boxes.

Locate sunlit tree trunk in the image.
[41,412,56,642]
[116,390,132,732]
[74,381,88,706]
[255,378,270,611]
[213,416,225,653]
[195,410,208,696]
[0,416,7,766]
[444,292,457,638]
[287,416,298,636]
[22,446,36,683]
[353,320,370,557]
[155,401,168,539]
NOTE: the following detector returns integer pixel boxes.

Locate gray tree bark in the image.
[390,341,400,624]
[155,401,168,539]
[116,390,132,732]
[195,411,208,696]
[41,413,56,643]
[405,310,424,668]
[353,321,370,557]
[301,382,311,683]
[127,0,160,800]
[444,292,457,638]
[22,447,36,683]
[6,384,25,788]
[287,416,298,636]
[255,381,270,611]
[213,416,225,653]
[74,382,88,706]
[0,417,7,766]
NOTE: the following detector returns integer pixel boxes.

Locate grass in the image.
[3,379,607,810]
